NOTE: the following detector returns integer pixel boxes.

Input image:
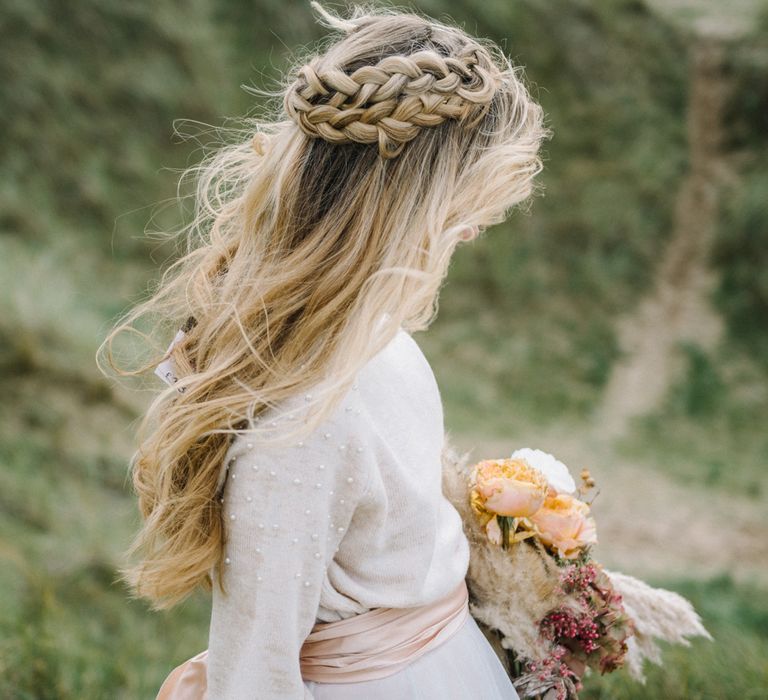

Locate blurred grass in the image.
[613,339,768,498]
[1,0,767,697]
[581,575,768,700]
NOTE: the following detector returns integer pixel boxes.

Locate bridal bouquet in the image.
[441,442,711,700]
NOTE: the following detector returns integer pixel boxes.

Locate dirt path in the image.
[452,430,768,586]
[592,40,732,439]
[645,0,764,41]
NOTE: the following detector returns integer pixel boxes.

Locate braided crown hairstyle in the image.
[285,10,502,158]
[99,2,548,609]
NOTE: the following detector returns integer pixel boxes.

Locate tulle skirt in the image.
[302,612,520,699]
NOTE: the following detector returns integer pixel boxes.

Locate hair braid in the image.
[284,46,501,158]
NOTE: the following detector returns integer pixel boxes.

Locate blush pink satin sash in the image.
[300,578,469,683]
[156,649,208,700]
[155,578,469,699]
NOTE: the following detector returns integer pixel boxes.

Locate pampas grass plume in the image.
[605,570,713,681]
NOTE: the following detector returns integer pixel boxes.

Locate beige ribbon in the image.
[155,649,208,700]
[300,578,469,682]
[155,578,469,698]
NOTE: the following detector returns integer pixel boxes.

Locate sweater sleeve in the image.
[205,392,375,700]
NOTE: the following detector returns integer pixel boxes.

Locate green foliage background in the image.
[1,0,766,697]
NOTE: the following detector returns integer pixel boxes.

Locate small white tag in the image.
[154,328,188,392]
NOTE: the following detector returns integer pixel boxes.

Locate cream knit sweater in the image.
[206,327,471,699]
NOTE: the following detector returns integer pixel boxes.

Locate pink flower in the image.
[470,458,549,518]
[530,494,598,559]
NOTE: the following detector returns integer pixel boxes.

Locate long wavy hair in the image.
[97,1,548,610]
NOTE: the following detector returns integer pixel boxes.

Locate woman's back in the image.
[207,327,470,697]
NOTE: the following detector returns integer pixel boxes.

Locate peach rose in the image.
[470,458,548,518]
[530,493,598,559]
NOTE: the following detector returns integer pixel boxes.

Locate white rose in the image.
[510,447,576,495]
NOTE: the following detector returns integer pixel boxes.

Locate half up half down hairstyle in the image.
[97,1,549,609]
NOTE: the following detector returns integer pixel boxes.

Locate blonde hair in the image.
[97,1,548,609]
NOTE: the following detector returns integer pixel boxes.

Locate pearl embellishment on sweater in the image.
[209,330,462,686]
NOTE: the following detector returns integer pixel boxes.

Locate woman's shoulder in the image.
[221,327,441,468]
[358,326,443,413]
[357,326,435,384]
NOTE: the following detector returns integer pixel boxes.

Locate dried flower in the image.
[579,468,595,489]
[538,562,634,680]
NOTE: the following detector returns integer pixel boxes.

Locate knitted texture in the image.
[284,47,500,158]
[206,328,470,699]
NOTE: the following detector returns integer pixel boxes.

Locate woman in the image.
[99,3,548,698]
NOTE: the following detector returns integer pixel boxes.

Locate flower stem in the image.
[500,515,512,550]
